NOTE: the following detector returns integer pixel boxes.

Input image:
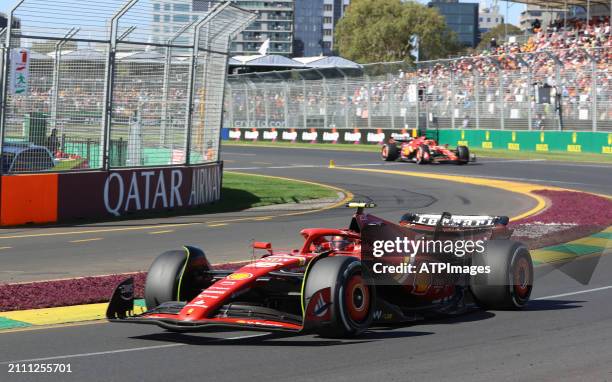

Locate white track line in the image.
[0,333,269,364]
[476,159,547,164]
[227,162,404,170]
[222,152,257,156]
[226,163,607,188]
[535,285,612,300]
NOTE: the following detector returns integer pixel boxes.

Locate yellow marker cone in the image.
[329,160,335,168]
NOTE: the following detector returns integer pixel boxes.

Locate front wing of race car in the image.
[106,278,304,333]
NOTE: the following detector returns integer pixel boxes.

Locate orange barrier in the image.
[0,163,223,226]
[0,174,58,226]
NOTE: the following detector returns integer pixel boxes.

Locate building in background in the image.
[478,1,503,34]
[290,0,350,57]
[0,12,21,31]
[150,1,196,45]
[151,1,293,55]
[1,12,22,47]
[293,0,323,57]
[428,0,479,48]
[321,0,350,55]
[152,0,351,57]
[227,0,294,55]
[518,4,567,31]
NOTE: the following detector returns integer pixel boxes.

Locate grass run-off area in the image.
[207,171,339,213]
[223,140,612,164]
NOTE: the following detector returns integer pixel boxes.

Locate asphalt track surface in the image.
[1,146,612,381]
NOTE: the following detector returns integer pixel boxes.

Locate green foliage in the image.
[335,0,461,63]
[477,24,523,51]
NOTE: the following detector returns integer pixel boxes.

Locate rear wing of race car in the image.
[390,133,414,143]
[400,212,509,228]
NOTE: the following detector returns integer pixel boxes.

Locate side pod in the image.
[106,277,136,319]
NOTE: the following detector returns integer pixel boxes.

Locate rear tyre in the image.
[470,240,533,310]
[456,145,469,165]
[144,247,211,310]
[303,257,375,338]
[416,144,431,165]
[381,144,399,161]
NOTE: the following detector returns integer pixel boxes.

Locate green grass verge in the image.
[223,140,612,164]
[469,148,612,163]
[198,172,339,214]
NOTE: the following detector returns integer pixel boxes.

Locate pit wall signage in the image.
[436,130,611,154]
[224,128,612,154]
[57,163,222,220]
[226,128,393,145]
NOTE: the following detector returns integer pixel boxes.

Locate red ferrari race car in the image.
[381,134,475,164]
[107,203,532,338]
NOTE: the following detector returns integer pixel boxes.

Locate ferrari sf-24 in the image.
[381,134,476,165]
[107,203,532,338]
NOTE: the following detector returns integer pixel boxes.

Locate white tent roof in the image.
[293,56,361,68]
[230,54,304,67]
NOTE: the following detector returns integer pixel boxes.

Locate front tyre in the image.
[303,257,375,338]
[144,247,211,310]
[456,145,469,165]
[381,143,399,161]
[416,144,431,164]
[470,240,533,309]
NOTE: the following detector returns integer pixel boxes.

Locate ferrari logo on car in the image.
[227,272,253,281]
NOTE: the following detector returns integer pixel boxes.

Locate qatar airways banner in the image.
[57,163,222,220]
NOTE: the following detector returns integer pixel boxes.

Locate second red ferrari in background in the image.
[381,134,475,165]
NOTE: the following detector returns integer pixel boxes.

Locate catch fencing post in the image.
[450,67,455,129]
[184,2,229,165]
[499,68,505,130]
[487,57,503,130]
[473,67,480,130]
[244,82,251,128]
[337,68,350,129]
[282,80,289,129]
[302,77,307,129]
[226,82,234,130]
[321,75,328,129]
[160,20,197,147]
[50,27,79,134]
[415,76,420,130]
[365,74,372,130]
[0,0,26,172]
[255,74,269,129]
[586,49,597,132]
[515,54,531,130]
[545,51,563,130]
[388,73,395,130]
[101,0,138,170]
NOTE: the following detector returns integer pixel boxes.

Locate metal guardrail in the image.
[0,0,255,174]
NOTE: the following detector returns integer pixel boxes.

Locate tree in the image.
[334,0,461,64]
[477,23,522,51]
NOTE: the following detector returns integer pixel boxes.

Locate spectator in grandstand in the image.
[462,115,470,129]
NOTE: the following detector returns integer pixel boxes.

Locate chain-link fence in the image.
[0,0,255,173]
[225,47,611,133]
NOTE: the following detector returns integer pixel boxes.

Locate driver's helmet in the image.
[330,236,353,251]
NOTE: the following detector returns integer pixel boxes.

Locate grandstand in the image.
[225,6,611,132]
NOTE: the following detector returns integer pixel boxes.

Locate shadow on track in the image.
[524,299,584,311]
[130,329,432,347]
